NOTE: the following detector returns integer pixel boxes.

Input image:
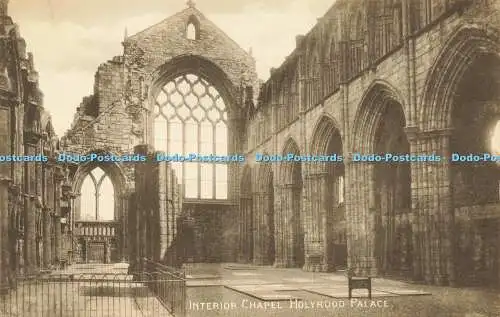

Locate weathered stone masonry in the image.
[242,0,500,287]
[0,0,70,291]
[2,0,500,291]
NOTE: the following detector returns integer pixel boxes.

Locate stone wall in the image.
[240,0,500,287]
[0,4,69,292]
[130,145,183,269]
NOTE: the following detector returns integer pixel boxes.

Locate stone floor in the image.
[184,263,500,317]
[2,263,499,316]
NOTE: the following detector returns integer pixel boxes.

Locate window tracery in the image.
[153,73,228,200]
[80,167,115,221]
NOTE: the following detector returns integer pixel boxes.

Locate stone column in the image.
[303,172,333,272]
[406,127,424,281]
[0,176,11,293]
[275,183,303,268]
[412,129,455,286]
[273,185,287,268]
[345,156,378,276]
[252,192,271,265]
[53,170,64,264]
[42,207,51,268]
[22,193,36,274]
[238,195,253,263]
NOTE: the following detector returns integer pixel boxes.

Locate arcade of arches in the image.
[2,0,500,293]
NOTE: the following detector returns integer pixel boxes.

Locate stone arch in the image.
[348,80,412,277]
[275,137,304,268]
[72,151,128,222]
[253,160,274,265]
[239,164,253,263]
[420,24,500,131]
[149,55,237,201]
[423,25,500,287]
[351,80,406,153]
[305,114,346,271]
[309,114,343,174]
[148,55,237,112]
[279,137,302,184]
[71,150,129,263]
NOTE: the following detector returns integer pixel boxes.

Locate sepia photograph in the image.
[0,0,500,316]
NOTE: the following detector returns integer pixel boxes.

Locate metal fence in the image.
[0,268,186,317]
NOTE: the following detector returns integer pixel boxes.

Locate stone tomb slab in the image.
[231,272,262,276]
[186,274,220,280]
[303,287,398,298]
[224,265,258,271]
[230,284,299,292]
[374,287,431,296]
[282,278,317,283]
[225,285,301,301]
[223,279,273,286]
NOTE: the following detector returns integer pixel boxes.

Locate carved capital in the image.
[0,175,11,184]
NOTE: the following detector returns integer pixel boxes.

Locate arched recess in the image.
[420,25,500,131]
[276,138,304,268]
[421,25,500,287]
[347,7,366,78]
[306,115,345,272]
[253,161,274,265]
[305,35,321,108]
[350,82,412,277]
[322,27,340,95]
[239,165,253,263]
[72,153,128,263]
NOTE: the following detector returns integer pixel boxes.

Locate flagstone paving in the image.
[183,263,500,317]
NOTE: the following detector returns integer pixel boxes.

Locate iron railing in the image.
[0,268,186,317]
[140,258,186,317]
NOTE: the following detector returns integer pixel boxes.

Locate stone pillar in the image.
[42,207,51,268]
[252,192,271,265]
[23,193,36,274]
[412,129,455,286]
[53,170,64,265]
[275,183,303,268]
[406,127,423,281]
[303,172,333,272]
[0,176,11,293]
[273,186,287,268]
[54,215,61,263]
[238,195,253,263]
[345,157,378,276]
[120,193,129,262]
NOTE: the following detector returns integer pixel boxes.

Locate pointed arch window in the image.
[187,23,196,40]
[186,15,200,40]
[153,73,228,200]
[79,167,115,221]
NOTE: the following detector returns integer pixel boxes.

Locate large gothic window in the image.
[79,167,115,221]
[153,73,228,200]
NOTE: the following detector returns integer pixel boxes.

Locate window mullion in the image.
[213,124,216,199]
[95,187,99,221]
[182,119,186,195]
[197,121,201,199]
